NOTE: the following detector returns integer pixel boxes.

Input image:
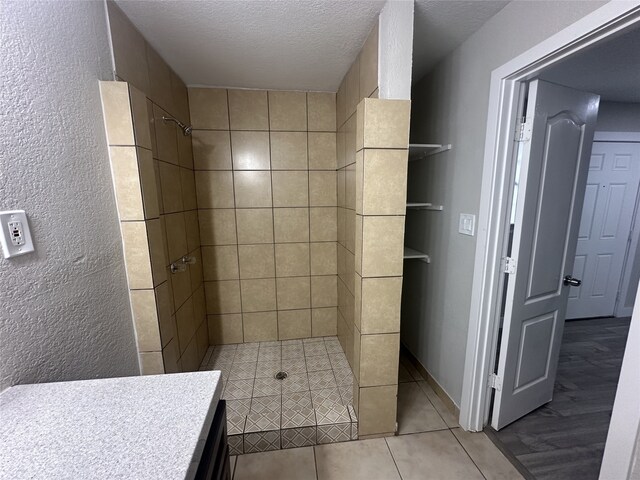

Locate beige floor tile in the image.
[315,438,400,480]
[397,382,447,435]
[234,446,316,480]
[451,428,524,480]
[229,455,236,479]
[417,380,459,428]
[386,430,484,480]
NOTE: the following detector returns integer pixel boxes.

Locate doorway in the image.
[459,4,640,479]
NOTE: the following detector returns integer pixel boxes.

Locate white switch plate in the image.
[0,210,35,258]
[459,213,476,236]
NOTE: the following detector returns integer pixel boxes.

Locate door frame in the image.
[459,1,640,434]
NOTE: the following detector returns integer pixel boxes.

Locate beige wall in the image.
[102,2,208,374]
[188,88,338,343]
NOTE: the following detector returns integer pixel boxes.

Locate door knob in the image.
[563,275,582,287]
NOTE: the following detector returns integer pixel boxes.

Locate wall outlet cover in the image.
[0,210,35,258]
[459,213,476,236]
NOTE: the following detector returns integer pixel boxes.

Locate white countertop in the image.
[0,371,222,480]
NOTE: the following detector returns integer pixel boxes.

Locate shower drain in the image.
[274,371,288,380]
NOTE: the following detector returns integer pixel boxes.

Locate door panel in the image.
[566,142,640,319]
[492,80,599,430]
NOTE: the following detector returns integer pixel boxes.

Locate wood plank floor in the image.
[489,316,631,480]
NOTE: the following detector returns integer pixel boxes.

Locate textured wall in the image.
[596,101,640,132]
[407,0,607,405]
[0,1,140,391]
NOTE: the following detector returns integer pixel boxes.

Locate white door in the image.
[566,142,640,319]
[491,80,599,430]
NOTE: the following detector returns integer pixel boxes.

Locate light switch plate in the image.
[459,213,476,236]
[0,210,35,258]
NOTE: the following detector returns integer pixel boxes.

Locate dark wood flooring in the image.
[489,316,631,480]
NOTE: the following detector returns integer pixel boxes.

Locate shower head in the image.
[162,116,192,136]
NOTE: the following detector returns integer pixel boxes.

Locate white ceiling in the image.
[412,0,509,82]
[115,0,509,92]
[539,25,640,103]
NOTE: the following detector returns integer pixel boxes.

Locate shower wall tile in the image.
[270,132,308,169]
[205,280,242,314]
[310,242,337,276]
[308,133,337,170]
[130,289,162,352]
[109,146,144,220]
[234,171,273,208]
[153,104,179,165]
[120,221,153,289]
[236,209,274,244]
[137,148,160,219]
[268,91,307,131]
[129,85,152,149]
[195,171,235,208]
[188,88,229,130]
[273,208,310,243]
[159,161,184,213]
[277,277,311,310]
[208,313,244,345]
[312,307,338,337]
[308,93,336,132]
[278,309,312,340]
[243,311,278,342]
[359,22,379,100]
[192,130,232,170]
[231,131,271,170]
[228,89,269,131]
[199,209,237,246]
[139,352,165,375]
[272,171,309,207]
[357,384,397,436]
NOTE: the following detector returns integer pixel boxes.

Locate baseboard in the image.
[400,344,460,419]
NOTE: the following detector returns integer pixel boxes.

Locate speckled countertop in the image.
[0,371,222,480]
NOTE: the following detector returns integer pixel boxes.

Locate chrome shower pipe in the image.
[162,116,193,136]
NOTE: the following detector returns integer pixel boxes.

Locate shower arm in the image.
[161,116,192,136]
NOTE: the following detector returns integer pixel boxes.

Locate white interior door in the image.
[491,80,599,430]
[566,142,640,319]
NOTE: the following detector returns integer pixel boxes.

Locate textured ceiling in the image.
[114,0,386,91]
[412,0,509,82]
[115,0,509,91]
[540,25,640,103]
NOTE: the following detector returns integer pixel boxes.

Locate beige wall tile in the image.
[176,297,196,354]
[308,133,337,170]
[192,130,232,170]
[193,284,207,325]
[180,168,198,211]
[359,23,379,99]
[128,85,152,149]
[231,131,270,170]
[278,309,311,340]
[155,281,175,347]
[139,352,164,375]
[345,163,356,211]
[362,99,411,149]
[337,127,346,169]
[345,209,356,254]
[153,104,179,164]
[310,207,337,242]
[311,275,338,308]
[195,320,209,363]
[361,277,402,334]
[164,212,188,263]
[121,221,153,289]
[307,92,336,132]
[146,45,172,112]
[189,249,204,291]
[183,210,201,252]
[345,58,360,119]
[275,243,310,277]
[100,81,135,146]
[137,148,160,219]
[345,114,357,166]
[171,264,192,309]
[159,161,184,213]
[208,313,243,345]
[202,245,239,281]
[310,242,337,275]
[170,71,190,127]
[146,98,158,157]
[106,2,149,93]
[369,88,379,99]
[361,216,405,277]
[336,79,346,130]
[270,132,308,170]
[241,278,277,312]
[181,336,200,372]
[358,385,398,436]
[188,88,229,130]
[312,307,337,337]
[354,273,362,330]
[236,208,274,244]
[228,89,269,130]
[205,280,242,314]
[360,333,399,387]
[337,170,346,209]
[162,338,181,373]
[199,209,237,246]
[355,214,363,274]
[243,311,278,342]
[362,149,408,215]
[277,277,310,310]
[109,146,144,221]
[147,218,168,285]
[273,208,309,243]
[130,289,161,352]
[272,171,308,207]
[309,171,337,207]
[177,127,194,170]
[234,171,273,208]
[238,244,275,279]
[355,150,363,214]
[195,171,235,208]
[269,91,307,131]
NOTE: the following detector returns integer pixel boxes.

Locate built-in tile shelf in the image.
[403,246,431,264]
[406,202,443,211]
[408,143,452,161]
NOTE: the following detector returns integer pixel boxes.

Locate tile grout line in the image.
[383,436,405,480]
[449,429,489,480]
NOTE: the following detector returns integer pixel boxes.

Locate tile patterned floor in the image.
[200,336,357,454]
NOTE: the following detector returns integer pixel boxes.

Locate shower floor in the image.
[200,336,357,455]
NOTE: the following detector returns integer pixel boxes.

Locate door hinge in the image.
[503,256,517,274]
[488,373,503,391]
[515,118,532,142]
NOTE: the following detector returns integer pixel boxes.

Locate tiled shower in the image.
[100,1,409,455]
